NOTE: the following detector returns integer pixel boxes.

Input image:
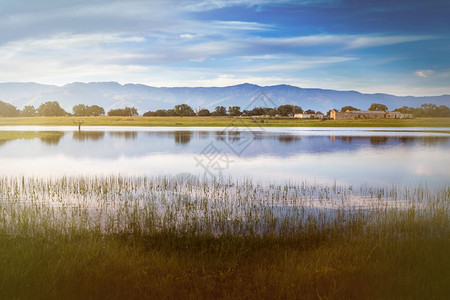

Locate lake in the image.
[0,126,449,187]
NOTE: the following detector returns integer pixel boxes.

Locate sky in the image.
[1,0,449,96]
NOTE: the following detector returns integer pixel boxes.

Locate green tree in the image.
[87,105,105,116]
[304,109,315,114]
[277,105,295,117]
[368,103,388,112]
[174,104,195,116]
[212,106,227,116]
[72,104,88,116]
[292,105,303,114]
[197,108,211,116]
[107,107,138,116]
[73,104,105,116]
[21,105,36,117]
[341,106,360,112]
[0,100,20,117]
[228,106,241,116]
[37,101,68,116]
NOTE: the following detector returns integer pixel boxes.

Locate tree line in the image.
[1,99,449,118]
[143,104,318,117]
[0,100,138,117]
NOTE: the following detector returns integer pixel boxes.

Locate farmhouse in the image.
[294,113,324,119]
[330,109,413,120]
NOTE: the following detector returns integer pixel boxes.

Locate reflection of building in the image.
[294,113,324,119]
[330,109,413,120]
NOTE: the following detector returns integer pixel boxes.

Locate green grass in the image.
[0,116,449,128]
[0,176,448,299]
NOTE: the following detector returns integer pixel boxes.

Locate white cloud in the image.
[212,21,274,31]
[414,69,435,78]
[346,35,436,49]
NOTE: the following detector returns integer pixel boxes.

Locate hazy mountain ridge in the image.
[1,82,449,114]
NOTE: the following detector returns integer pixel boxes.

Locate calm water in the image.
[0,126,449,187]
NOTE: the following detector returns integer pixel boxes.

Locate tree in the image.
[197,108,211,116]
[228,106,241,116]
[277,105,295,117]
[368,103,388,112]
[21,105,36,117]
[304,109,315,114]
[72,104,88,116]
[341,106,360,112]
[0,100,20,117]
[292,105,303,114]
[212,106,227,116]
[143,111,156,117]
[394,103,450,117]
[107,107,138,116]
[73,104,105,116]
[37,101,68,116]
[174,104,195,116]
[87,105,105,116]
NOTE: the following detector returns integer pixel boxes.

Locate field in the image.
[0,116,449,128]
[0,176,448,299]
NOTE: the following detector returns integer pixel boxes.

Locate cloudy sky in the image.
[1,0,449,95]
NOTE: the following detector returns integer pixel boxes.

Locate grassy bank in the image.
[0,176,448,299]
[0,116,449,128]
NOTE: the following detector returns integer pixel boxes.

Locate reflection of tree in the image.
[73,131,105,142]
[40,132,64,146]
[215,131,226,141]
[399,137,415,144]
[370,136,388,145]
[277,135,301,143]
[420,136,450,146]
[340,136,353,143]
[109,131,137,140]
[198,131,210,139]
[174,131,192,144]
[228,130,241,143]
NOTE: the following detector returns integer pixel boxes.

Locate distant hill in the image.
[1,82,449,114]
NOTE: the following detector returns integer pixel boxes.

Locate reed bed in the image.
[0,176,448,299]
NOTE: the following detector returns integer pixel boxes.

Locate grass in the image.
[0,176,448,299]
[0,116,449,128]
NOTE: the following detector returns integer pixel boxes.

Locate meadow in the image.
[0,116,449,128]
[0,176,448,299]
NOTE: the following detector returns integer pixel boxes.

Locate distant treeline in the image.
[393,104,450,117]
[0,100,449,118]
[0,100,137,117]
[143,104,313,117]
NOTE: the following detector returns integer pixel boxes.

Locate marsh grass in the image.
[0,176,448,299]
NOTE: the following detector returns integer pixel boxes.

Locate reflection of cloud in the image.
[414,166,433,176]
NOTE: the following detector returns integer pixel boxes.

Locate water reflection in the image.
[40,132,65,146]
[277,135,301,143]
[109,131,138,140]
[0,128,448,187]
[174,131,192,144]
[370,136,388,145]
[73,131,105,142]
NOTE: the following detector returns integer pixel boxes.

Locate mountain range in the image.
[1,82,449,114]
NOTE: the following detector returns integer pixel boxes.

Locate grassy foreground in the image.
[0,176,448,299]
[0,116,449,127]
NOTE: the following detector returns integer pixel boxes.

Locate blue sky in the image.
[0,0,449,96]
